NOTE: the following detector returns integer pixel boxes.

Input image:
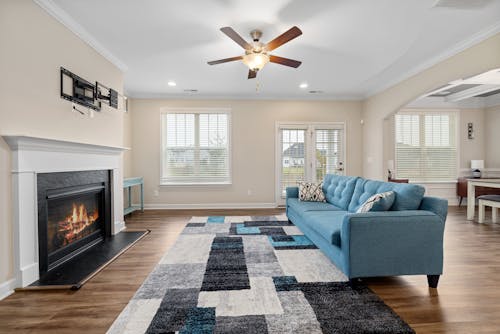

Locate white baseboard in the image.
[19,263,39,288]
[0,278,16,301]
[137,202,278,210]
[114,220,126,234]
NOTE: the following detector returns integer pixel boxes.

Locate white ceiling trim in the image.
[363,20,500,98]
[128,92,363,101]
[33,0,128,72]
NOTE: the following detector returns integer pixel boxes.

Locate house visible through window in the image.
[395,110,458,182]
[161,109,231,185]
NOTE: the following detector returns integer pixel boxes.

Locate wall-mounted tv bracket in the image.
[60,67,126,112]
[60,67,100,111]
[96,82,119,109]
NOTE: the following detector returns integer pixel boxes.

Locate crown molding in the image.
[33,0,128,72]
[363,20,500,99]
[126,92,364,101]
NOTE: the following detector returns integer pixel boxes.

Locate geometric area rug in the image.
[107,215,415,334]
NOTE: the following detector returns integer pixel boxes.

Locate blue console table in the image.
[123,177,144,215]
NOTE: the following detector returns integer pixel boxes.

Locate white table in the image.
[467,179,500,220]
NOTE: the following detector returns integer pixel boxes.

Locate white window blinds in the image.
[161,110,231,185]
[315,129,343,183]
[395,111,457,182]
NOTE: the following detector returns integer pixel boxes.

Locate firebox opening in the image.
[38,170,112,277]
[47,190,103,256]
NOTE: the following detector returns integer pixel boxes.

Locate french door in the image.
[276,122,345,204]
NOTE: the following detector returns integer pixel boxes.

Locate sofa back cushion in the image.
[348,178,425,212]
[322,175,359,210]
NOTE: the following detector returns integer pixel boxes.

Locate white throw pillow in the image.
[298,182,326,202]
[356,191,396,213]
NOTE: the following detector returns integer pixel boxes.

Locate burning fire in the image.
[59,203,99,245]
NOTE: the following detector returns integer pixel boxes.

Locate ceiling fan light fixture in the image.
[242,53,269,71]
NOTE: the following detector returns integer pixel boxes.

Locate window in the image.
[161,109,231,185]
[395,110,458,182]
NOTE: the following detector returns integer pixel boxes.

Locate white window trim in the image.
[274,121,347,205]
[159,107,232,186]
[394,108,460,183]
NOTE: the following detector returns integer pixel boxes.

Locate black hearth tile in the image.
[30,230,148,288]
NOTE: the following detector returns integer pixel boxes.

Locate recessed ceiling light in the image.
[167,81,177,87]
[299,82,308,89]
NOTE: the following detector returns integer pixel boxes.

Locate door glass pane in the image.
[281,129,305,198]
[315,129,342,183]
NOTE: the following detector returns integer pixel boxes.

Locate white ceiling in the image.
[408,68,500,108]
[41,0,500,100]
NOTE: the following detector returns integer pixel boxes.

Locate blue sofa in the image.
[286,174,448,288]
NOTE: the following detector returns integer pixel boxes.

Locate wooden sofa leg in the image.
[427,275,440,288]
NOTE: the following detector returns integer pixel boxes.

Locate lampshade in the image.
[471,160,484,169]
[242,53,269,71]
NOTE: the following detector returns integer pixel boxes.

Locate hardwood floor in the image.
[0,207,499,333]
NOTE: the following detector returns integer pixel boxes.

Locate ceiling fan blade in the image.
[265,26,302,52]
[207,56,243,65]
[269,55,302,68]
[220,27,252,50]
[248,70,257,79]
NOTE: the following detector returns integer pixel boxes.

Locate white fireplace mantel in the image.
[2,135,129,288]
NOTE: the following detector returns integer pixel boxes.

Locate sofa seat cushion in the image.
[348,179,425,212]
[323,175,359,210]
[287,198,342,217]
[303,211,348,247]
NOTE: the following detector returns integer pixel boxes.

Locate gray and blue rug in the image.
[108,215,414,334]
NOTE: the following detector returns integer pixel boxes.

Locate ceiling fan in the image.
[208,26,303,79]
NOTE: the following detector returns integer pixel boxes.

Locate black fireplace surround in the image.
[37,170,111,276]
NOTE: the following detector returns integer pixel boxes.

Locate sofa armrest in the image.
[340,210,445,277]
[286,186,299,199]
[419,196,448,223]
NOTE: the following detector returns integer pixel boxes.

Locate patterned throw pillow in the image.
[298,182,326,202]
[356,191,396,213]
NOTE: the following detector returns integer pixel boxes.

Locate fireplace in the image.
[3,135,126,288]
[37,170,111,276]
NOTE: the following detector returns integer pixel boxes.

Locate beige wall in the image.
[362,33,500,180]
[460,109,486,169]
[485,105,500,168]
[0,1,125,288]
[130,99,363,206]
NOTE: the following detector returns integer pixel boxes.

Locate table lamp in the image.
[471,160,484,178]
